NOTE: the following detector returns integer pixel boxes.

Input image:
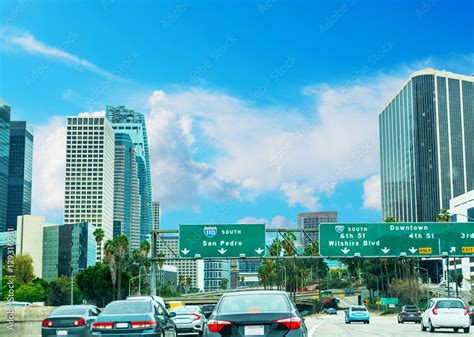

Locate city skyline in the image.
[1,1,473,230]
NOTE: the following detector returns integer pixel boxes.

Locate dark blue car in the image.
[91,299,176,337]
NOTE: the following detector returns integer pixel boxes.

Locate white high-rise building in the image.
[64,116,115,254]
[152,202,160,230]
[16,215,46,278]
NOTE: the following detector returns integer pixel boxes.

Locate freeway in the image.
[305,313,463,336]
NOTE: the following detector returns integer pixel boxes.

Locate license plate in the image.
[115,322,129,328]
[245,325,264,336]
[57,331,68,336]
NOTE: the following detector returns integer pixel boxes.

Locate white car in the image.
[421,298,470,333]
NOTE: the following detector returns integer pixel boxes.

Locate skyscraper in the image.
[0,100,10,232]
[64,116,115,255]
[113,133,141,249]
[152,202,160,230]
[298,211,337,248]
[380,69,474,222]
[16,215,46,278]
[106,106,153,243]
[7,122,33,231]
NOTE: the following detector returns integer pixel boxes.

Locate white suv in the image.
[421,298,470,333]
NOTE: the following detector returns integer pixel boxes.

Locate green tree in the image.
[93,228,105,262]
[220,277,229,290]
[76,263,113,307]
[384,217,397,223]
[16,282,46,302]
[103,235,130,300]
[437,209,450,222]
[14,254,35,284]
[47,276,72,306]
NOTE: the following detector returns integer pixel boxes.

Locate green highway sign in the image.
[179,224,266,258]
[380,298,398,305]
[319,222,474,257]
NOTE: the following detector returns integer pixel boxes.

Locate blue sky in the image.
[0,0,473,229]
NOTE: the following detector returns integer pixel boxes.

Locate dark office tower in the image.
[113,133,141,250]
[106,106,153,243]
[380,69,474,222]
[0,100,10,232]
[7,122,33,231]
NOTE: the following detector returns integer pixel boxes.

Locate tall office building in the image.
[113,133,141,249]
[106,106,153,243]
[42,222,96,281]
[64,116,115,255]
[204,260,230,292]
[298,211,337,248]
[16,215,46,278]
[7,122,33,231]
[156,236,204,290]
[0,100,10,232]
[380,69,474,222]
[152,202,160,230]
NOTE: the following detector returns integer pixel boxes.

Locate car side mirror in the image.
[169,312,176,318]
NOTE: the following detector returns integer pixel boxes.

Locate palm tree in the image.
[115,235,130,300]
[93,228,105,262]
[103,239,117,300]
[140,240,151,258]
[437,209,450,222]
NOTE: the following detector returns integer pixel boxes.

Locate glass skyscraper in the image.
[106,106,152,243]
[113,133,141,249]
[380,69,474,222]
[0,100,10,232]
[7,122,33,231]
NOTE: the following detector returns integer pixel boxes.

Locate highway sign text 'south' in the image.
[319,222,474,257]
[179,224,266,258]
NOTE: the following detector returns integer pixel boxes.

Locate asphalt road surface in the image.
[305,313,472,336]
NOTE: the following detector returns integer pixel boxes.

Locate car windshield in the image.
[102,301,151,314]
[219,294,291,314]
[51,306,88,316]
[437,300,464,309]
[172,306,198,314]
[351,307,367,312]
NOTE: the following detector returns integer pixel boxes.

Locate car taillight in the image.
[73,318,86,327]
[464,306,468,315]
[432,306,438,315]
[92,322,114,329]
[193,314,201,321]
[131,320,157,329]
[207,320,233,332]
[42,319,53,327]
[402,311,408,315]
[415,311,421,316]
[275,317,302,330]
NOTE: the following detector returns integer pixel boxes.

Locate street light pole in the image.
[415,266,430,300]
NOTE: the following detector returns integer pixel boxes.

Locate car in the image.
[470,307,474,325]
[324,308,337,315]
[127,295,168,310]
[42,305,101,337]
[171,305,206,335]
[203,290,308,337]
[398,305,422,324]
[200,304,216,319]
[92,299,177,336]
[421,298,470,333]
[345,306,370,324]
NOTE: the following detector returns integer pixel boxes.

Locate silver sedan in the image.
[171,305,207,336]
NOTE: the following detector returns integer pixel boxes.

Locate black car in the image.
[200,305,216,319]
[203,291,308,337]
[42,305,101,337]
[470,307,474,325]
[397,305,422,324]
[91,299,176,336]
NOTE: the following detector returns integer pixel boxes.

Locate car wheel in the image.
[421,320,427,332]
[464,326,470,333]
[428,320,435,333]
[454,328,459,332]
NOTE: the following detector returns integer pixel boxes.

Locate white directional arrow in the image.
[381,247,390,254]
[341,248,350,255]
[255,248,264,255]
[181,248,190,255]
[218,248,227,255]
[450,247,456,253]
[409,247,418,254]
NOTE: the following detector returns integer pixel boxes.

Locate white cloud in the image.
[78,110,105,117]
[237,217,267,224]
[237,215,296,228]
[362,175,381,210]
[280,182,319,210]
[0,27,119,79]
[32,117,66,219]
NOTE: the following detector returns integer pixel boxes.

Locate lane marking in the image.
[309,318,325,337]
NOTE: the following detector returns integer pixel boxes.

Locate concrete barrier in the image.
[0,306,55,323]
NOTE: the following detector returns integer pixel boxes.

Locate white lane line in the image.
[309,318,325,337]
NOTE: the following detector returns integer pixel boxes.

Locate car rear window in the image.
[437,300,464,309]
[172,306,198,313]
[51,306,88,316]
[404,306,419,311]
[219,294,291,314]
[351,307,367,312]
[102,301,151,314]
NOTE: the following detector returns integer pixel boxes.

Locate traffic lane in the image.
[305,313,467,336]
